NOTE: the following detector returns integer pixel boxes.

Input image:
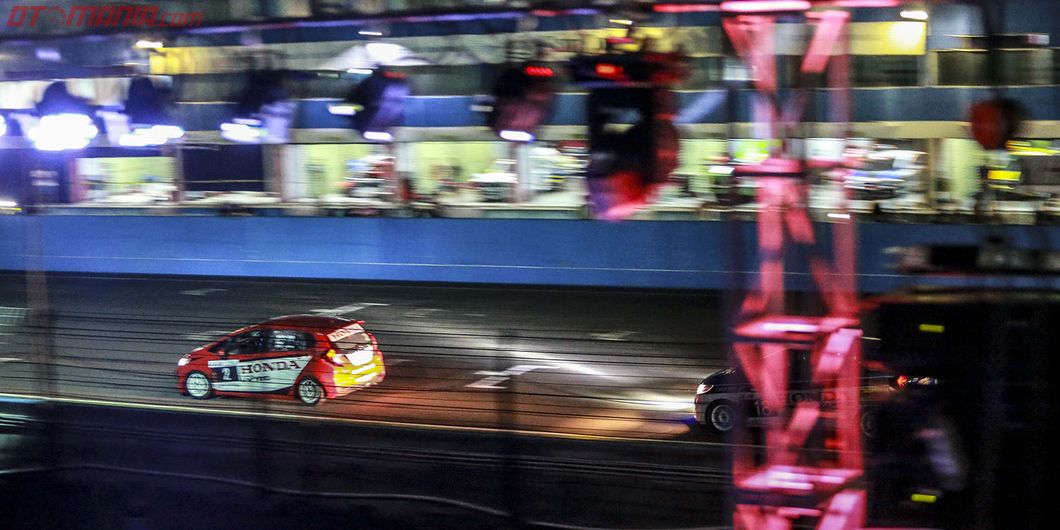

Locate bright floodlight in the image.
[499,130,534,142]
[150,124,185,140]
[327,103,362,116]
[220,119,266,143]
[119,124,185,147]
[28,113,98,151]
[119,125,185,147]
[363,130,393,142]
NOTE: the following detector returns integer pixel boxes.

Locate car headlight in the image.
[696,383,713,395]
[177,356,190,366]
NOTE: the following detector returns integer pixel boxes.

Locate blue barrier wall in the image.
[1,216,1057,292]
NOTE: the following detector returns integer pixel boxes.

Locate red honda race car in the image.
[175,315,385,406]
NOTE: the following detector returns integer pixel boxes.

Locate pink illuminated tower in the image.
[718,1,891,528]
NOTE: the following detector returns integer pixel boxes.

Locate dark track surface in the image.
[0,273,732,441]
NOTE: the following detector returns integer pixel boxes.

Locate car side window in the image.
[269,330,314,352]
[229,329,268,356]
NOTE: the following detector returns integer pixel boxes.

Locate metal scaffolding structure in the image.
[722,3,864,528]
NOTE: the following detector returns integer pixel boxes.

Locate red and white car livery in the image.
[176,315,385,406]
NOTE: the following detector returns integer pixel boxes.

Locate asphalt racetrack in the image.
[0,273,732,441]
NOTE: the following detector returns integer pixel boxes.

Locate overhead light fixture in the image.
[135,40,164,50]
[29,113,99,151]
[119,77,183,147]
[339,68,409,143]
[30,82,98,151]
[220,71,295,144]
[573,53,687,220]
[487,63,556,142]
[499,130,534,142]
[358,30,383,37]
[346,68,374,75]
[900,9,929,21]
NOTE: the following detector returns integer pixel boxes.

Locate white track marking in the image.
[311,303,388,316]
[590,331,635,341]
[180,288,227,296]
[466,364,555,389]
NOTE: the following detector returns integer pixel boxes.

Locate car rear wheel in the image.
[184,371,212,399]
[296,378,323,406]
[707,401,736,433]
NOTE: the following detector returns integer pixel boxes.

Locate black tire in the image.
[861,407,880,439]
[706,401,737,433]
[296,378,324,406]
[184,371,212,400]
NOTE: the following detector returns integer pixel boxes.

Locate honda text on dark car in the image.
[176,315,385,406]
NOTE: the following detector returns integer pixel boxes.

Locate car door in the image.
[209,328,269,393]
[228,328,316,393]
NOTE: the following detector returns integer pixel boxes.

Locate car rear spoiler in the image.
[326,321,367,342]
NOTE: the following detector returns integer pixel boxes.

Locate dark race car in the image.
[693,360,936,437]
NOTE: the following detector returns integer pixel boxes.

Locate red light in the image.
[653,3,721,13]
[896,374,910,388]
[720,0,811,13]
[594,63,624,78]
[382,71,406,79]
[832,0,899,6]
[524,66,554,78]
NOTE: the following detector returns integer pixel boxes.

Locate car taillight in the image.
[369,333,380,356]
[895,374,910,388]
[324,348,345,366]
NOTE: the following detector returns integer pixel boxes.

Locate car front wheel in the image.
[184,371,212,399]
[296,378,323,406]
[707,401,736,433]
[861,408,880,439]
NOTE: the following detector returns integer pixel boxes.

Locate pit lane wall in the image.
[0,216,1057,291]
